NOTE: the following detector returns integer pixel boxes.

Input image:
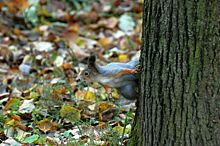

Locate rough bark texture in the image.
[130,0,220,146]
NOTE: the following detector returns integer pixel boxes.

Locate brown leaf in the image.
[67,23,80,33]
[4,0,29,13]
[74,11,98,24]
[99,108,118,122]
[37,119,58,133]
[6,119,29,131]
[62,63,72,70]
[98,17,118,29]
[14,121,29,131]
[10,114,21,121]
[98,37,111,48]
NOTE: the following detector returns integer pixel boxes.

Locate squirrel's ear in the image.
[88,55,96,66]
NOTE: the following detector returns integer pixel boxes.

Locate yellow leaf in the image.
[118,54,128,62]
[112,89,119,99]
[113,125,131,135]
[84,91,96,102]
[4,98,20,110]
[6,119,29,131]
[75,90,96,102]
[75,38,85,48]
[97,102,115,113]
[60,105,81,123]
[6,119,15,126]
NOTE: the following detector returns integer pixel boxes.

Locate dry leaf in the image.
[6,119,29,131]
[75,90,96,102]
[37,119,58,133]
[4,0,29,13]
[10,114,21,121]
[98,17,118,29]
[99,107,118,122]
[67,23,80,33]
[18,99,35,114]
[98,37,111,48]
[96,102,115,113]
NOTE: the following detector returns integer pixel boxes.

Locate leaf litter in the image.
[0,0,142,145]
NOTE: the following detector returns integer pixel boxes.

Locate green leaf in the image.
[24,5,39,25]
[60,105,81,123]
[63,130,71,138]
[29,92,40,99]
[23,134,39,143]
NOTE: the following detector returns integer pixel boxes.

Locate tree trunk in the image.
[130,0,220,145]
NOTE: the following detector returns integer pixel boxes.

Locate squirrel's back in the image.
[98,59,139,76]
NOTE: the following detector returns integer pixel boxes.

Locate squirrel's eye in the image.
[84,71,89,76]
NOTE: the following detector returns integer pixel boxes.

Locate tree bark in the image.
[130,0,220,145]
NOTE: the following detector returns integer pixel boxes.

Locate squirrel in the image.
[76,55,140,100]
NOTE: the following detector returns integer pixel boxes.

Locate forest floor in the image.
[0,0,142,145]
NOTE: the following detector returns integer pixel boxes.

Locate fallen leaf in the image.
[54,56,64,67]
[32,41,54,52]
[0,137,22,146]
[6,119,16,126]
[19,63,32,75]
[113,124,131,135]
[60,105,81,123]
[113,30,125,39]
[18,99,35,114]
[98,37,111,48]
[118,54,129,62]
[84,91,96,102]
[14,122,29,131]
[10,114,21,121]
[4,0,29,13]
[4,98,20,111]
[99,107,118,122]
[24,4,39,25]
[67,23,80,33]
[23,134,39,144]
[112,89,120,99]
[29,91,40,99]
[96,102,115,113]
[6,119,29,131]
[88,104,96,111]
[69,43,90,60]
[37,119,58,133]
[62,63,72,70]
[119,14,135,32]
[75,88,97,102]
[98,17,118,29]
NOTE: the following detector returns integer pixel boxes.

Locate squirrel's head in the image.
[76,55,99,83]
